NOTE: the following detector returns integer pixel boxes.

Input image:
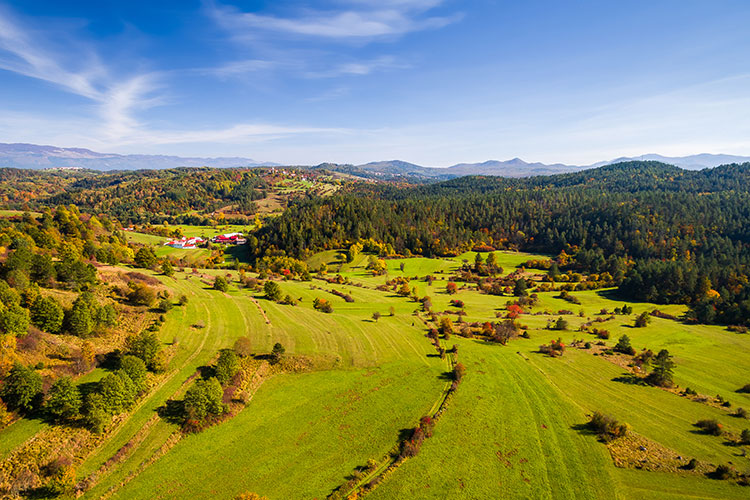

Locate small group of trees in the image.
[313,297,333,313]
[0,354,151,433]
[539,338,565,357]
[400,415,436,459]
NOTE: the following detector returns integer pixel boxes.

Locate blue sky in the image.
[1,0,750,166]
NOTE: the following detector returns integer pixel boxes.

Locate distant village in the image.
[164,232,246,249]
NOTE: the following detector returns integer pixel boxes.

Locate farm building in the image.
[212,233,247,245]
[164,236,206,249]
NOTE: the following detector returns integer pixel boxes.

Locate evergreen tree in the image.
[648,349,675,387]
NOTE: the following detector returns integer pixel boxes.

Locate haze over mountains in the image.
[2,143,750,178]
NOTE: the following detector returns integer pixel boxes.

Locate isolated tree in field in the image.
[397,283,411,297]
[389,306,395,316]
[648,349,675,387]
[30,295,64,334]
[1,362,42,412]
[161,260,174,277]
[134,247,157,269]
[215,349,240,385]
[614,334,636,355]
[46,376,81,422]
[234,336,253,357]
[271,342,286,364]
[554,317,568,330]
[264,280,282,301]
[184,377,224,421]
[741,429,750,444]
[514,278,528,297]
[178,294,189,306]
[446,282,458,295]
[213,276,229,293]
[634,311,651,328]
[439,316,454,337]
[372,311,381,322]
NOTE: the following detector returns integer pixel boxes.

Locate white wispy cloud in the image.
[0,5,160,140]
[209,1,461,40]
[305,55,406,78]
[0,4,346,150]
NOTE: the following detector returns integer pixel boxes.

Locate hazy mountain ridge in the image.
[2,143,750,177]
[0,143,276,170]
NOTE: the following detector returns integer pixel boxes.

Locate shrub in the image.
[634,311,651,328]
[588,411,629,441]
[737,383,750,394]
[178,294,189,306]
[453,362,466,382]
[127,282,156,307]
[711,464,734,480]
[741,429,750,444]
[695,419,723,436]
[734,407,748,419]
[157,298,173,313]
[685,458,698,470]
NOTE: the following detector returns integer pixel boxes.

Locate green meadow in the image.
[3,251,749,499]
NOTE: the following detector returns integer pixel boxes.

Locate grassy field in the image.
[79,268,446,499]
[3,251,749,499]
[0,209,42,218]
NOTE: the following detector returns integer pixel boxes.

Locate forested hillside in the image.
[252,162,750,325]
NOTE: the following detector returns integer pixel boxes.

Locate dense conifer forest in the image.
[252,162,750,325]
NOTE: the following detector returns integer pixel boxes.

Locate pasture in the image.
[3,251,748,499]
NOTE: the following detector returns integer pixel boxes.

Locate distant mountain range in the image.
[0,143,276,170]
[2,142,750,178]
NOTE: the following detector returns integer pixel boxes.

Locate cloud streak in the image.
[210,1,460,40]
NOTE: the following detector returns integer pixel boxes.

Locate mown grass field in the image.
[3,251,749,499]
[78,268,446,499]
